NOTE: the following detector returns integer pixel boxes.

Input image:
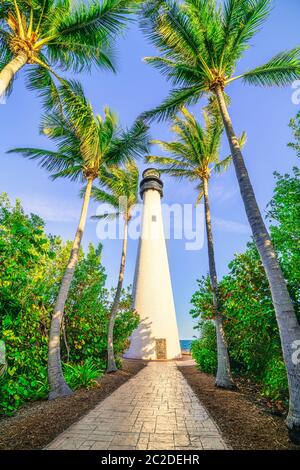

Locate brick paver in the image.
[47,362,227,450]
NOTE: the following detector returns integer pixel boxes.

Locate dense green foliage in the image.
[191,321,217,375]
[289,111,300,158]
[191,170,300,402]
[268,168,300,313]
[0,195,139,415]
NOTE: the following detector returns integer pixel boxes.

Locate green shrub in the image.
[0,195,140,416]
[191,322,217,374]
[262,356,288,402]
[0,370,48,414]
[63,359,104,390]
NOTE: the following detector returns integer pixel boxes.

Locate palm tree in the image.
[148,107,240,389]
[0,0,140,101]
[91,162,140,373]
[8,82,149,399]
[141,0,300,439]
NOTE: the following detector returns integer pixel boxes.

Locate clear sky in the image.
[0,0,299,339]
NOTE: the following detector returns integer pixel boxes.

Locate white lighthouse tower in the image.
[125,168,181,360]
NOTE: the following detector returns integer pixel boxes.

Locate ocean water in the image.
[180,339,193,353]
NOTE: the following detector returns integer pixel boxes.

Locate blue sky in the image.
[0,0,299,339]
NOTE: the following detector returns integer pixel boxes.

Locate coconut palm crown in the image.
[91,161,139,223]
[0,0,141,100]
[9,81,149,183]
[141,0,300,121]
[148,107,234,192]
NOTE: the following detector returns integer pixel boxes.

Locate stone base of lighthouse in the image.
[124,169,182,361]
[124,328,182,361]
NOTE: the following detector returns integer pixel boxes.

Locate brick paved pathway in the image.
[47,362,227,450]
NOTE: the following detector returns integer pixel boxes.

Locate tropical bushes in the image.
[191,251,289,401]
[0,195,138,416]
[63,360,103,391]
[191,322,217,375]
[190,170,300,403]
[289,111,300,158]
[268,168,300,313]
[263,357,288,401]
[0,194,51,414]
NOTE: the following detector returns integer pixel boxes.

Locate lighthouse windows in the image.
[152,215,157,222]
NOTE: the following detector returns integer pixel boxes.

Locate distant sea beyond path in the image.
[180,340,193,353]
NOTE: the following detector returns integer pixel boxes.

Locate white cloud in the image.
[212,216,250,235]
[17,194,81,223]
[210,184,239,204]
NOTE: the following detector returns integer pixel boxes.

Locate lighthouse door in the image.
[156,338,167,360]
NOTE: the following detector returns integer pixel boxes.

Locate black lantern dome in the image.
[140,167,164,199]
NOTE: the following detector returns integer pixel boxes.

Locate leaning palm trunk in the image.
[0,53,28,97]
[48,177,93,399]
[203,178,235,389]
[215,85,300,438]
[107,218,128,373]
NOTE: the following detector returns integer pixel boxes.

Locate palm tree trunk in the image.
[48,178,93,400]
[107,218,128,373]
[203,178,235,389]
[215,85,300,440]
[0,53,28,97]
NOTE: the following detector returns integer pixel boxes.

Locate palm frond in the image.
[91,212,120,221]
[141,85,205,122]
[51,165,84,182]
[90,187,120,209]
[213,155,232,174]
[184,0,224,70]
[240,47,300,87]
[147,154,192,168]
[25,62,62,111]
[147,107,229,194]
[141,1,202,62]
[144,56,203,88]
[46,36,116,73]
[221,0,272,67]
[6,146,80,178]
[238,131,247,148]
[0,34,12,70]
[53,0,139,39]
[154,167,199,181]
[220,0,245,63]
[105,118,150,164]
[91,160,140,217]
[151,138,195,162]
[57,80,100,164]
[195,181,204,205]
